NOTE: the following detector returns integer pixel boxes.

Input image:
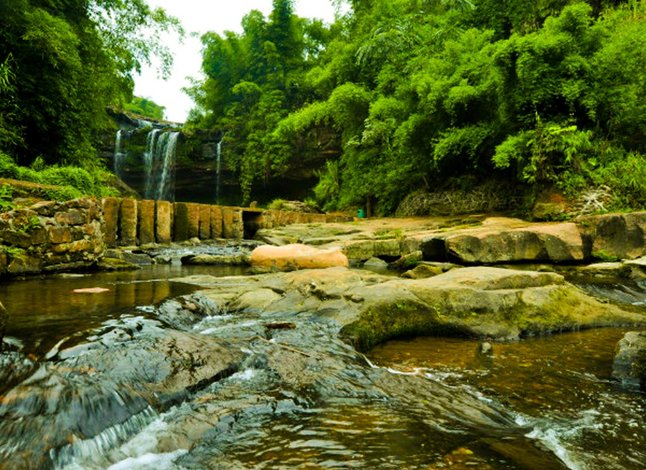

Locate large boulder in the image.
[441,218,585,264]
[612,331,646,391]
[579,212,646,261]
[250,244,349,271]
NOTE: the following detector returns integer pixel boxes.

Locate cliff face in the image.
[104,112,321,205]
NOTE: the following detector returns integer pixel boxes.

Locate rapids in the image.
[0,262,644,469]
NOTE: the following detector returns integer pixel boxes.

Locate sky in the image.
[133,1,340,123]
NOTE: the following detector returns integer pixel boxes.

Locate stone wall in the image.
[0,198,104,276]
[101,198,352,248]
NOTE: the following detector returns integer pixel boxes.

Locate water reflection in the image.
[368,329,646,469]
[0,264,247,355]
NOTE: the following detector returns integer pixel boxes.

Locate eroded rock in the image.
[612,331,646,391]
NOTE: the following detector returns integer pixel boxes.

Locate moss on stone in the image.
[339,299,466,352]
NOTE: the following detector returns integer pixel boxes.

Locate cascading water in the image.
[155,131,179,201]
[215,139,222,205]
[113,130,125,179]
[139,129,179,201]
[143,129,161,199]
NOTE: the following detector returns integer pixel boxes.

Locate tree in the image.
[0,0,180,166]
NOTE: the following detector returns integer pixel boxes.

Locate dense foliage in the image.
[0,0,179,167]
[189,0,645,213]
[124,96,166,120]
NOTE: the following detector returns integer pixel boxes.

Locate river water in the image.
[0,265,644,469]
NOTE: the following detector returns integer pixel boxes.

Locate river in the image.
[0,263,644,469]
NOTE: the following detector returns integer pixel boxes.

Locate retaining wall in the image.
[101,198,352,248]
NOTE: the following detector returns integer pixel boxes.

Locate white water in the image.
[143,129,161,199]
[113,130,125,179]
[155,132,179,201]
[141,129,179,201]
[215,139,222,204]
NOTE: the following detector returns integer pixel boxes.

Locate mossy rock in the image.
[96,257,141,271]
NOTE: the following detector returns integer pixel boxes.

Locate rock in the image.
[479,341,493,355]
[155,200,173,244]
[0,316,244,469]
[96,257,141,271]
[175,266,645,352]
[401,262,458,279]
[580,212,646,260]
[155,292,222,330]
[363,257,388,270]
[250,244,349,271]
[119,198,138,246]
[444,219,585,264]
[210,205,223,239]
[389,250,424,271]
[199,204,211,239]
[181,254,250,266]
[531,188,571,221]
[137,200,155,245]
[612,331,646,391]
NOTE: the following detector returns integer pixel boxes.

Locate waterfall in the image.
[140,129,179,201]
[113,130,125,178]
[143,129,161,199]
[155,131,179,201]
[215,139,222,205]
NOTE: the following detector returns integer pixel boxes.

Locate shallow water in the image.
[0,264,247,355]
[1,268,645,469]
[368,328,646,469]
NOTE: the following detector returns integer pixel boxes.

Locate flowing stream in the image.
[0,262,644,469]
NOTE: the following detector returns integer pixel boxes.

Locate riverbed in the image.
[0,264,645,469]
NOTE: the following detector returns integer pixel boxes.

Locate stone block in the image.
[173,202,189,241]
[221,207,234,239]
[186,203,200,239]
[199,204,211,240]
[119,198,138,246]
[222,207,243,239]
[156,201,173,244]
[55,209,86,226]
[138,200,156,245]
[48,226,73,244]
[210,206,223,239]
[102,197,120,248]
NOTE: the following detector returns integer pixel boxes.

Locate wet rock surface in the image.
[0,299,570,469]
[0,315,244,469]
[1,264,644,468]
[177,266,646,349]
[613,331,646,391]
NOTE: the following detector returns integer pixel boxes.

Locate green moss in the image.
[592,250,620,262]
[339,299,465,352]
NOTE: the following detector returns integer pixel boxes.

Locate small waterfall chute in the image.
[155,131,179,201]
[215,139,222,205]
[113,130,125,179]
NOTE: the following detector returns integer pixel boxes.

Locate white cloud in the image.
[133,0,338,122]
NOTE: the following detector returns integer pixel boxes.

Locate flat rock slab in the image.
[175,266,645,350]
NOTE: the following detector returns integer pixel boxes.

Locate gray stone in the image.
[612,331,646,391]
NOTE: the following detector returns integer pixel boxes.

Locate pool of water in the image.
[368,328,646,469]
[0,264,248,356]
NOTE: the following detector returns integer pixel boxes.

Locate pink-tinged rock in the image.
[250,244,349,271]
[72,287,110,294]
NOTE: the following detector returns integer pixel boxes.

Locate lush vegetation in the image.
[124,96,166,121]
[0,0,179,168]
[188,0,645,213]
